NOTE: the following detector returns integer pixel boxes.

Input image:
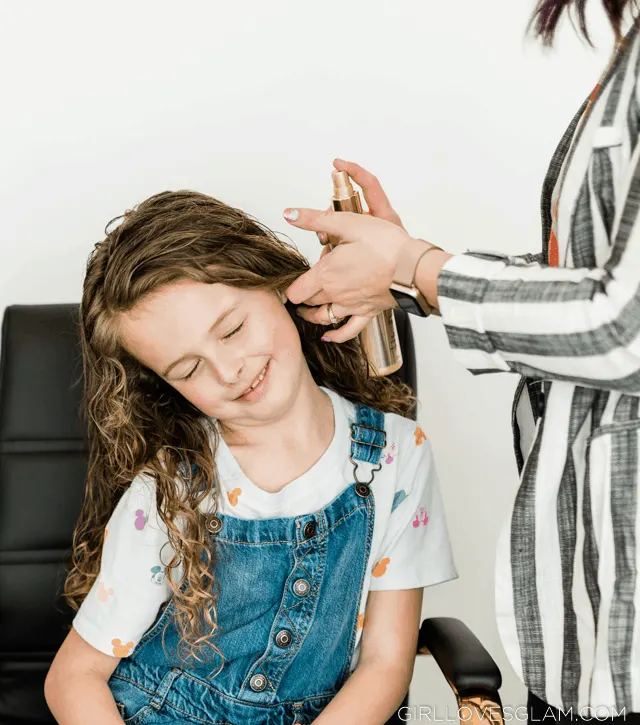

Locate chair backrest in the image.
[0,304,417,724]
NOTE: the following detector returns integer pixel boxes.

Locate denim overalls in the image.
[110,404,386,725]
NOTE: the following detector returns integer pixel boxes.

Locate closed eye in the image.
[182,362,200,381]
[179,320,245,380]
[224,321,244,339]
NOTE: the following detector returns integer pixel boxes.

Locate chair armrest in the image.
[418,617,502,699]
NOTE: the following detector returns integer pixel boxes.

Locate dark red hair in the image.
[530,0,637,45]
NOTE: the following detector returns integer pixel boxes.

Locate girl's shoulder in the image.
[104,469,160,535]
[328,389,432,472]
[328,388,421,434]
[378,410,432,476]
[327,388,428,445]
[381,409,427,444]
[124,469,158,503]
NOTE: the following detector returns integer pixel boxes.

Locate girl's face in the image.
[119,279,307,426]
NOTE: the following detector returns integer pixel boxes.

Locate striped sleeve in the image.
[436,181,640,393]
[435,38,640,394]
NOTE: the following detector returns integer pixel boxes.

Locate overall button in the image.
[249,673,267,692]
[354,483,371,498]
[293,579,310,597]
[206,515,223,534]
[303,521,317,539]
[275,629,293,648]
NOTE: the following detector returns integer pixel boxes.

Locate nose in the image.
[213,346,245,387]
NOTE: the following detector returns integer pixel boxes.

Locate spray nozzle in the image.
[331,170,355,201]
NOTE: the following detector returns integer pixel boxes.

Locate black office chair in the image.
[0,304,503,725]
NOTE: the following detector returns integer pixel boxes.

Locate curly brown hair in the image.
[64,190,414,662]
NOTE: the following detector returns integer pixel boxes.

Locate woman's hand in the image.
[285,160,412,343]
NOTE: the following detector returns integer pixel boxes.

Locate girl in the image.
[44,191,457,725]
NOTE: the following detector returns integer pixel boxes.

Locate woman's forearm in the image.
[414,248,543,309]
[312,660,413,725]
[413,247,453,310]
[417,244,640,392]
[45,673,123,725]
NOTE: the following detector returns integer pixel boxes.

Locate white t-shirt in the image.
[73,387,458,667]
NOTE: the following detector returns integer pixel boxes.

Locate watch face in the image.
[390,288,429,317]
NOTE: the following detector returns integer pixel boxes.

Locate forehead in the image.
[118,280,241,370]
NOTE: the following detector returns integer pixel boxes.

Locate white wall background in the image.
[0,0,616,718]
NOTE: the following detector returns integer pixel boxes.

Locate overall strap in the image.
[349,404,386,465]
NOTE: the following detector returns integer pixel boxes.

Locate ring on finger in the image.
[327,303,339,326]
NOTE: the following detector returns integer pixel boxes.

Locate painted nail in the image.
[321,336,331,342]
[283,208,300,222]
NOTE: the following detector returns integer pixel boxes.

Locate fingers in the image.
[296,303,349,325]
[285,264,324,305]
[283,207,363,238]
[316,204,332,245]
[332,158,398,223]
[322,315,371,343]
[295,300,373,344]
[303,289,331,306]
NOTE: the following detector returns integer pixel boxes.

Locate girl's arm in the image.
[311,588,423,725]
[45,472,174,723]
[45,629,123,724]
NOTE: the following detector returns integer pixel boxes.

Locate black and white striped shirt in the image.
[437,20,640,717]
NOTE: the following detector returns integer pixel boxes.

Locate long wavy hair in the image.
[64,190,414,662]
[530,0,638,45]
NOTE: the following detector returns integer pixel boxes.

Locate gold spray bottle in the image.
[327,170,403,376]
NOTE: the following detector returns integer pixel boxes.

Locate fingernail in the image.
[283,208,299,222]
[317,232,328,244]
[321,335,331,342]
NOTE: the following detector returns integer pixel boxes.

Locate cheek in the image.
[168,381,210,413]
[271,311,303,361]
[176,383,229,419]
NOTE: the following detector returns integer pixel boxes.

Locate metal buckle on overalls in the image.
[349,422,385,487]
[349,459,382,487]
[349,422,387,449]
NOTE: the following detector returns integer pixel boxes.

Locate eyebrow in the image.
[161,304,239,378]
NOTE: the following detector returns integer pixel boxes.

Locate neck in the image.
[219,370,334,452]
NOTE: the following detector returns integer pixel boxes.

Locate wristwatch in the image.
[390,237,443,317]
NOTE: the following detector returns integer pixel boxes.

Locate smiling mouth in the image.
[236,361,270,400]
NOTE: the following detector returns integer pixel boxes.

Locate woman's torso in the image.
[497,21,640,716]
